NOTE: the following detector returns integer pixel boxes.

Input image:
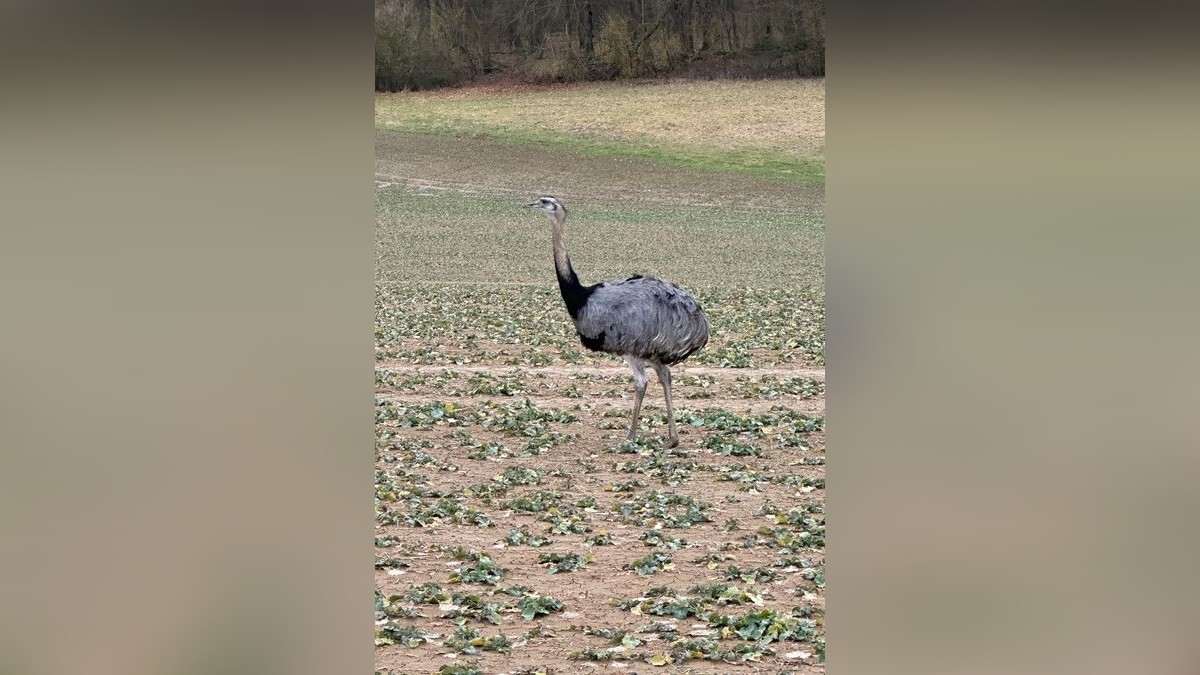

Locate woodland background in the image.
[375,0,825,90]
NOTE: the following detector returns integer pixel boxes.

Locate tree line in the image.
[376,0,824,91]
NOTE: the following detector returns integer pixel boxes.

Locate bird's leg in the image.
[650,362,679,448]
[627,356,649,442]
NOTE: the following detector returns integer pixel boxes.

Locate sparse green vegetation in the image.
[639,531,688,549]
[501,525,552,548]
[517,594,565,621]
[443,626,515,654]
[624,553,676,576]
[448,551,506,585]
[612,491,712,528]
[537,552,592,574]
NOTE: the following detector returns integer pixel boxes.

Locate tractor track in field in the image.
[374,360,825,381]
[373,391,826,415]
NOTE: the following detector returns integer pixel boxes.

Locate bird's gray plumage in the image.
[526,195,710,448]
[575,275,709,365]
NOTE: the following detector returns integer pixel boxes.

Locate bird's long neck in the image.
[550,210,590,319]
[551,212,577,285]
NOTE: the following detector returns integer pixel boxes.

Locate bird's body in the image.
[528,195,709,448]
[569,274,709,365]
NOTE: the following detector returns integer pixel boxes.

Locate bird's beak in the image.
[525,202,539,208]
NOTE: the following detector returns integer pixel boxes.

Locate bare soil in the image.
[375,361,825,674]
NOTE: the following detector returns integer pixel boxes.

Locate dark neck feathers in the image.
[556,259,593,319]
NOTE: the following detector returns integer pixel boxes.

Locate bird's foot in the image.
[663,435,679,449]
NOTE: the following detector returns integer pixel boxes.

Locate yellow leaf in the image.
[648,654,674,666]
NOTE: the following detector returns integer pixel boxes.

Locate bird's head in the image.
[526,195,567,220]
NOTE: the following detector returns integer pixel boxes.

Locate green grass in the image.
[378,118,823,182]
[376,80,825,183]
